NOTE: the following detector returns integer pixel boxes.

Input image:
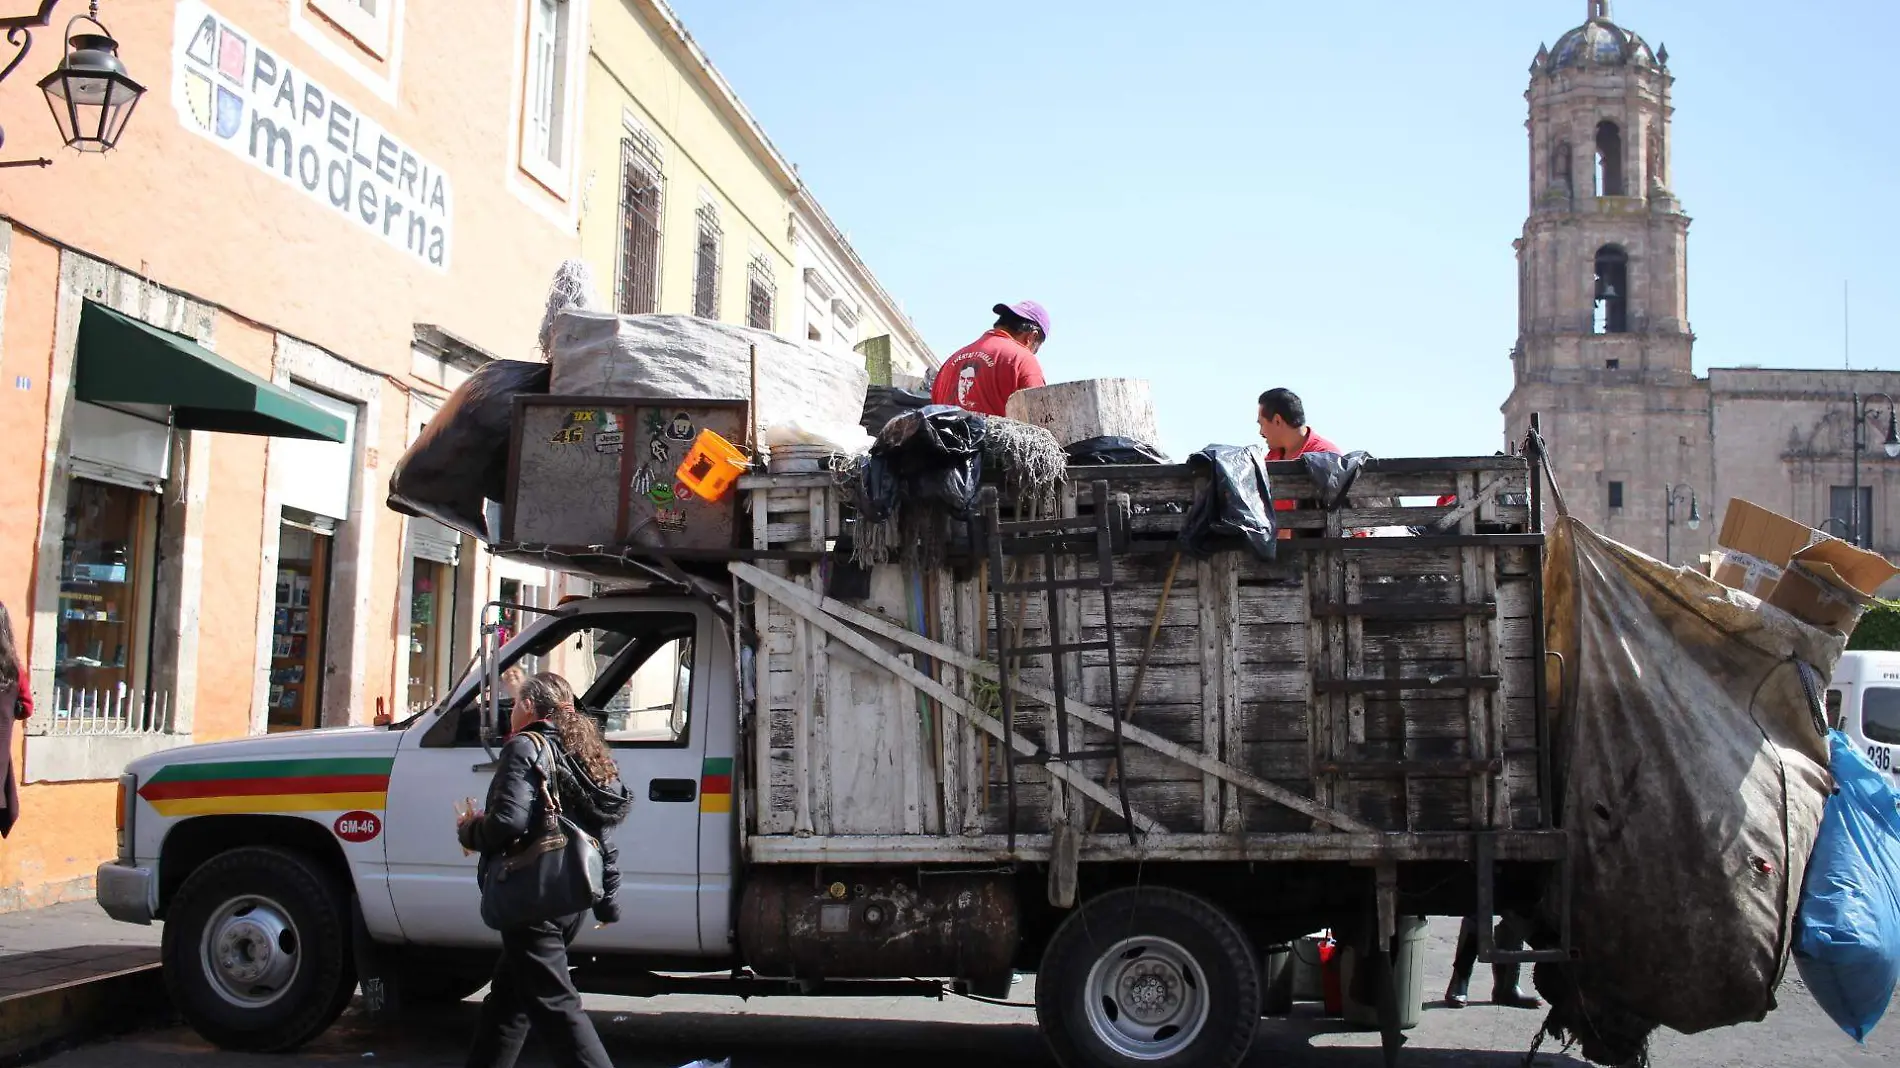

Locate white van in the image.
[1827,651,1900,787]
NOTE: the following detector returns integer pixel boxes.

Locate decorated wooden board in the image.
[505,396,748,553]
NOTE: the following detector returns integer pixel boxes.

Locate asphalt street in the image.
[36,919,1900,1068]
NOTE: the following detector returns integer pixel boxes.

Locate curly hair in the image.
[517,672,618,788]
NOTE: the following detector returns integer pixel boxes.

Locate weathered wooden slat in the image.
[1197,557,1222,834]
[1217,554,1244,834]
[1314,674,1501,695]
[1318,758,1501,777]
[1312,601,1497,620]
[745,827,1568,865]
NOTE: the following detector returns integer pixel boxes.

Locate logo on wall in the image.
[173,0,454,270]
[594,412,623,455]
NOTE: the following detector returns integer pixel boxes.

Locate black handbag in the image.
[478,732,605,931]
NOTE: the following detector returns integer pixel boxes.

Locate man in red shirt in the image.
[930,300,1050,417]
[1257,387,1340,539]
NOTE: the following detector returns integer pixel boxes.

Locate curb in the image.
[0,964,174,1067]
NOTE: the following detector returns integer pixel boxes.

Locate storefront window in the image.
[269,518,333,731]
[54,478,159,728]
[406,559,456,713]
[497,576,551,676]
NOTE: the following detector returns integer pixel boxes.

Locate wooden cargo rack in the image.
[729,453,1564,869]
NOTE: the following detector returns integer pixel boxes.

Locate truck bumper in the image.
[95,862,156,925]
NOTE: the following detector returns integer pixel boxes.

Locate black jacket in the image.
[458,721,633,923]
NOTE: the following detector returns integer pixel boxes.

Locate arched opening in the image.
[1552,140,1573,201]
[1593,245,1629,334]
[1595,120,1624,196]
[1645,126,1663,190]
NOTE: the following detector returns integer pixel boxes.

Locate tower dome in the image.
[1538,2,1659,74]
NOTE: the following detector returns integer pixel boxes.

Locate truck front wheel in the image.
[161,847,357,1052]
[1036,887,1260,1068]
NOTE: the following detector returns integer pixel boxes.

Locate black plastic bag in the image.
[388,360,550,538]
[1301,449,1371,509]
[1066,436,1169,466]
[1177,443,1277,561]
[859,405,987,521]
[861,385,932,435]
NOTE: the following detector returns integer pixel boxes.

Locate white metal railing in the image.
[36,686,173,736]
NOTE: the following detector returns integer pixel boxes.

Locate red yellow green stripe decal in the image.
[137,757,393,818]
[700,756,732,814]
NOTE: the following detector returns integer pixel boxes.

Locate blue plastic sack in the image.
[1795,730,1900,1042]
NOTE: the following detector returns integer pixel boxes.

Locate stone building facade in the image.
[1501,3,1900,582]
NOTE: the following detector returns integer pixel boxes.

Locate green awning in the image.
[75,301,348,442]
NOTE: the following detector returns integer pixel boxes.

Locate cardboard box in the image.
[1712,498,1900,631]
[1768,539,1900,632]
[1711,498,1819,599]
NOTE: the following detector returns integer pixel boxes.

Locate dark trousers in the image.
[465,912,612,1068]
[1450,913,1525,985]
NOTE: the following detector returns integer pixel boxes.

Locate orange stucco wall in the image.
[0,235,61,908]
[0,0,579,908]
[0,0,574,369]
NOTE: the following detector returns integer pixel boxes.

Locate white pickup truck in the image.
[96,458,1565,1068]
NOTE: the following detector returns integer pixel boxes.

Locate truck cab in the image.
[1827,650,1900,790]
[97,592,738,1051]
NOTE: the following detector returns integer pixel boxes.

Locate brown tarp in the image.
[1534,516,1841,1065]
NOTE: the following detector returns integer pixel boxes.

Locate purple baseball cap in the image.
[993,300,1051,339]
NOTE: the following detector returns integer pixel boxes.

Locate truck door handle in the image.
[649,778,697,803]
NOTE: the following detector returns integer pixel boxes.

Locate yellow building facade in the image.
[580,0,793,329]
[576,0,932,377]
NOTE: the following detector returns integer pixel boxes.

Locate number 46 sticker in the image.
[1868,745,1893,773]
[334,810,382,842]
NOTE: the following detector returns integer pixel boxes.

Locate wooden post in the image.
[1003,378,1158,446]
[747,343,760,456]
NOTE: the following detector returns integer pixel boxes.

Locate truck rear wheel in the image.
[161,846,357,1052]
[1036,887,1260,1068]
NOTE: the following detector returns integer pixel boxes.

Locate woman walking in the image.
[0,603,29,839]
[458,672,631,1068]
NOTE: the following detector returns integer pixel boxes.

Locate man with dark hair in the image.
[1256,388,1341,538]
[930,300,1050,417]
[1255,388,1338,460]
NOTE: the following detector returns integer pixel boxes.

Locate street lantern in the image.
[1885,409,1900,459]
[36,6,142,154]
[1665,483,1700,564]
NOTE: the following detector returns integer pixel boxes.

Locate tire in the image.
[161,846,358,1052]
[1036,887,1260,1068]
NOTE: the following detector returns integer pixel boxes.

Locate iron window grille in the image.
[616,134,665,315]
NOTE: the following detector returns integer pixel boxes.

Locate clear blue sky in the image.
[668,0,1900,462]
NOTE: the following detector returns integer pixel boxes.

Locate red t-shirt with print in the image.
[931,330,1047,417]
[1267,428,1342,514]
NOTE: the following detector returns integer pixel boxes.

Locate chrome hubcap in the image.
[200,895,300,1008]
[1083,935,1210,1060]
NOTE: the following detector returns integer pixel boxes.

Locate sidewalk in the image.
[0,901,167,1065]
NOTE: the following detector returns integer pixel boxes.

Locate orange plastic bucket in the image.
[675,428,749,501]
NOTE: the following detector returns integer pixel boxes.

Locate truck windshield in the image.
[1863,687,1900,745]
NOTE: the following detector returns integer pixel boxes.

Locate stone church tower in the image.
[1502,2,1715,564]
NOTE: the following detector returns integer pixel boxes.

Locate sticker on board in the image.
[334,810,382,843]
